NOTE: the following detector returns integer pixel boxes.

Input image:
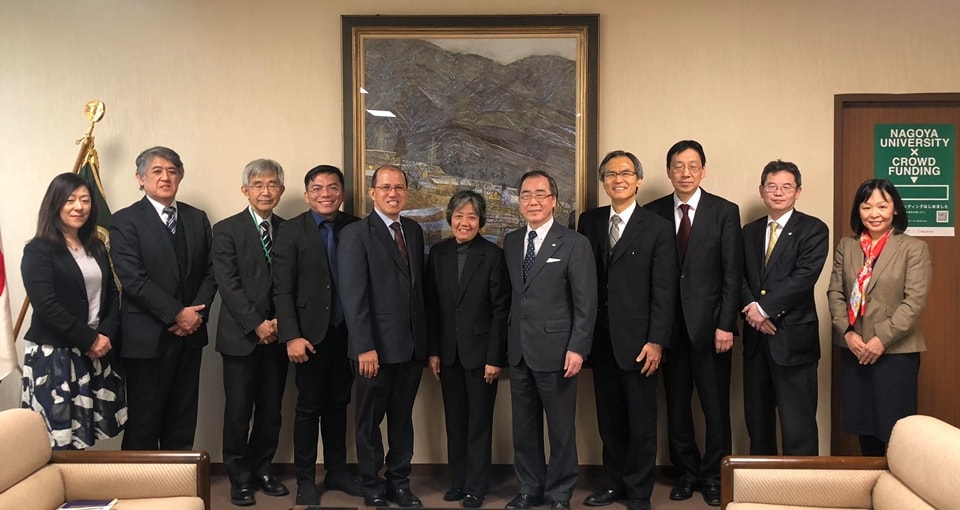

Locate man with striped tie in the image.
[111,146,217,452]
[212,159,289,506]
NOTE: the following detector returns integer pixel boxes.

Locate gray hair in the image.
[445,190,487,228]
[135,146,184,181]
[242,158,285,186]
[599,150,644,180]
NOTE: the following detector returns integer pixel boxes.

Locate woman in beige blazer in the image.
[828,179,931,456]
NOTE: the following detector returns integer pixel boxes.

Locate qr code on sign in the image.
[937,210,948,223]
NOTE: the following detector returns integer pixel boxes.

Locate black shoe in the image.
[324,472,364,497]
[443,487,467,501]
[255,474,289,496]
[463,494,484,508]
[230,485,255,506]
[627,499,650,510]
[389,488,423,507]
[583,489,619,507]
[701,483,721,507]
[364,494,389,507]
[550,501,570,510]
[445,488,466,501]
[505,494,543,509]
[669,477,698,501]
[296,482,320,505]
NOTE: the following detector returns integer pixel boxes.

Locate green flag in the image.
[76,148,111,247]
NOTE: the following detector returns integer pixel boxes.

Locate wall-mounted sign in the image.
[874,124,954,236]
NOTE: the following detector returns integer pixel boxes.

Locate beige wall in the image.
[2,0,958,464]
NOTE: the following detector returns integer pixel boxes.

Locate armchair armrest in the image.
[721,455,887,509]
[51,450,210,510]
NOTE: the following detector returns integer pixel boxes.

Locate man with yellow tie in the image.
[740,159,829,456]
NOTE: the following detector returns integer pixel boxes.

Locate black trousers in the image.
[439,360,498,497]
[293,323,354,485]
[591,327,659,502]
[121,336,202,450]
[743,338,818,455]
[221,341,289,487]
[510,359,579,503]
[352,358,422,497]
[663,317,731,485]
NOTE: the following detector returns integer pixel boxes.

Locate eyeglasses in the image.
[602,170,637,180]
[669,164,703,174]
[307,184,342,195]
[762,184,798,194]
[373,185,407,194]
[247,183,282,192]
[519,192,553,202]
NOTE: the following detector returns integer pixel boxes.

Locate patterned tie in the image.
[677,204,691,260]
[523,230,537,282]
[765,221,779,264]
[320,221,343,325]
[390,222,409,268]
[163,206,177,234]
[609,214,622,249]
[260,220,272,261]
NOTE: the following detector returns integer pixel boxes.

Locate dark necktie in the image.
[677,203,692,260]
[523,230,537,281]
[260,220,272,262]
[319,221,343,325]
[163,206,177,234]
[390,221,409,268]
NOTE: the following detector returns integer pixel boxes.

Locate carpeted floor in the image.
[209,465,715,510]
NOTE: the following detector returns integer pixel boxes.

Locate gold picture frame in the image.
[342,14,599,245]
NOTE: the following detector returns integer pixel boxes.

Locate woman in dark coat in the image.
[21,173,126,449]
[425,190,510,508]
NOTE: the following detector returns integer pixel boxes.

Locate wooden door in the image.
[832,93,960,455]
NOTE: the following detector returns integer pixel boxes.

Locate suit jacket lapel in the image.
[524,223,563,289]
[457,240,484,304]
[138,197,180,284]
[867,233,901,293]
[370,214,410,278]
[609,204,641,266]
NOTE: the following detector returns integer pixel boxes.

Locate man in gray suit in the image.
[503,170,597,510]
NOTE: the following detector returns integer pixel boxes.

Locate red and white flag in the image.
[0,229,19,381]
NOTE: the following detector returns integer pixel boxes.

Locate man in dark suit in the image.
[503,170,597,510]
[273,165,362,505]
[212,158,289,506]
[578,151,677,510]
[110,146,217,451]
[645,140,743,507]
[339,165,427,508]
[741,160,828,456]
[425,190,510,508]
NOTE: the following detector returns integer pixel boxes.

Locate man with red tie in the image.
[645,140,743,507]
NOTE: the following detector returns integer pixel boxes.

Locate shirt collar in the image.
[145,195,177,217]
[672,187,702,210]
[609,200,637,225]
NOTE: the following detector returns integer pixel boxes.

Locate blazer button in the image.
[521,316,527,322]
[760,290,767,296]
[680,272,686,279]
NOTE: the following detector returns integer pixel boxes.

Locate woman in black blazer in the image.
[21,173,126,449]
[425,190,510,508]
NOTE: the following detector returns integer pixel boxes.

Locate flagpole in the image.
[12,100,105,339]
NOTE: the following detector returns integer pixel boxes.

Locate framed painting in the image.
[342,14,599,246]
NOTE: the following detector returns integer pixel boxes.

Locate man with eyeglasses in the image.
[645,140,743,507]
[503,170,596,510]
[577,151,677,510]
[212,159,290,506]
[741,159,827,456]
[340,165,428,508]
[273,165,362,505]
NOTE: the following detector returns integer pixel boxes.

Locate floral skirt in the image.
[21,342,127,450]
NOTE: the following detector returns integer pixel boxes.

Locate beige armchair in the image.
[0,408,210,510]
[721,414,960,509]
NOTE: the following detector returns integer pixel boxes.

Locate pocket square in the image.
[546,257,561,263]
